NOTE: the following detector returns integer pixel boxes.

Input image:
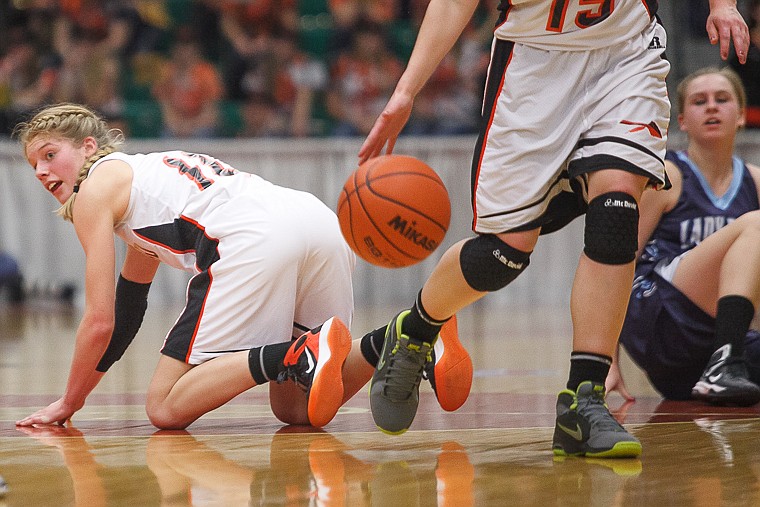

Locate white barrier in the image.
[2,133,758,310]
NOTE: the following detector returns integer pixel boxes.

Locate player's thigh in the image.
[146,355,194,408]
[670,220,747,315]
[586,170,649,201]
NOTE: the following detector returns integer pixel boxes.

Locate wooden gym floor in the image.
[2,302,760,506]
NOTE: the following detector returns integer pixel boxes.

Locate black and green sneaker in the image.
[553,381,642,458]
[369,310,433,435]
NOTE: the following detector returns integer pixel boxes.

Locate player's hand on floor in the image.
[605,361,635,402]
[15,397,77,427]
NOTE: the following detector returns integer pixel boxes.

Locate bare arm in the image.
[707,0,750,63]
[635,161,682,258]
[121,244,161,283]
[747,163,760,200]
[358,0,480,163]
[17,163,134,426]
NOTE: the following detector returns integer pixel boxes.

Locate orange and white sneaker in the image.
[281,317,352,427]
[423,315,473,412]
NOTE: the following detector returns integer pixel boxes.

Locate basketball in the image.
[337,155,451,268]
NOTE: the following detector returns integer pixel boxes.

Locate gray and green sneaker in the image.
[369,310,433,435]
[553,381,642,458]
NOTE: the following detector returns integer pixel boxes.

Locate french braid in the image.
[14,103,124,223]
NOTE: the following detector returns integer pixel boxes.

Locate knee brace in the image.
[460,234,530,292]
[584,192,639,265]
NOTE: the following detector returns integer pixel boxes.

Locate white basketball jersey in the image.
[89,151,355,363]
[495,0,658,50]
[90,151,268,273]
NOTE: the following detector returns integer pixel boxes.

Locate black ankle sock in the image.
[248,341,293,385]
[360,325,387,366]
[715,295,755,358]
[402,291,448,344]
[567,352,612,391]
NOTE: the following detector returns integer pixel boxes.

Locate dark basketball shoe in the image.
[280,317,352,427]
[370,310,433,434]
[423,315,473,412]
[691,344,760,406]
[553,381,642,458]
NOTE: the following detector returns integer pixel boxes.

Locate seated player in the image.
[609,67,760,406]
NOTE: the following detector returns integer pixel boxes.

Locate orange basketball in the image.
[337,155,451,268]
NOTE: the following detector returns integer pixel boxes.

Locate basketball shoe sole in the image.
[425,315,473,411]
[284,317,352,427]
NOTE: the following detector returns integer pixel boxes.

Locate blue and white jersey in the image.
[494,0,659,50]
[637,149,759,278]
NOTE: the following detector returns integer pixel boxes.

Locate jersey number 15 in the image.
[546,0,613,32]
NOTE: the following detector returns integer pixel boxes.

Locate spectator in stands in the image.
[325,20,403,137]
[240,93,289,137]
[52,32,124,127]
[729,0,760,127]
[405,47,482,135]
[151,28,224,138]
[54,0,132,58]
[0,26,59,135]
[218,0,299,36]
[120,0,172,57]
[219,10,277,102]
[328,0,398,57]
[271,31,328,137]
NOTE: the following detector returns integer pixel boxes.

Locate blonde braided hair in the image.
[14,103,125,222]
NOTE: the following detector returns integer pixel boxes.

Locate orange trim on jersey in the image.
[546,0,568,33]
[494,1,512,31]
[640,0,654,17]
[472,50,513,231]
[185,268,213,363]
[133,230,194,255]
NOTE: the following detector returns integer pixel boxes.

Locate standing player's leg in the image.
[554,16,669,457]
[370,231,535,434]
[553,169,647,458]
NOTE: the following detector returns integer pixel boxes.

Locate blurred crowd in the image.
[1,0,758,140]
[0,0,494,139]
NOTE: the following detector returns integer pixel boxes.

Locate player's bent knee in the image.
[736,210,760,232]
[460,234,531,292]
[584,192,639,265]
[146,405,191,430]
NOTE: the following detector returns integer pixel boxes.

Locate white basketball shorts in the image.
[472,19,670,234]
[161,186,356,365]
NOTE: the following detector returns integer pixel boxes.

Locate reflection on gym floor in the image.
[2,304,760,506]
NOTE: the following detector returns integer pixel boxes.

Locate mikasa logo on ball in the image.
[387,215,439,251]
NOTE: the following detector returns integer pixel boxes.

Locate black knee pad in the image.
[460,235,531,292]
[584,192,639,265]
